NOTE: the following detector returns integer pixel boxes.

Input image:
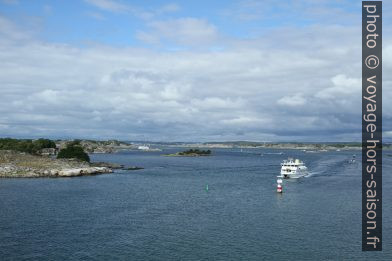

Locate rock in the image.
[0,150,115,178]
[124,166,144,170]
[91,162,124,169]
[57,167,112,177]
[58,169,82,177]
[50,169,59,176]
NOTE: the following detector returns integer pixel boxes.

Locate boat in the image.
[348,154,356,163]
[138,145,150,150]
[137,145,162,152]
[277,158,308,179]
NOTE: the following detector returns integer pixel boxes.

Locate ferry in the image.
[138,145,150,150]
[277,158,308,179]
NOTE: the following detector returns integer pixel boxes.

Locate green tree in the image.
[0,138,56,154]
[57,143,90,162]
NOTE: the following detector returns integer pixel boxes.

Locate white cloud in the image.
[84,0,129,12]
[277,94,306,107]
[137,18,219,46]
[0,15,33,41]
[86,11,106,20]
[315,74,361,99]
[1,0,18,4]
[159,3,180,13]
[0,12,391,141]
[84,1,180,20]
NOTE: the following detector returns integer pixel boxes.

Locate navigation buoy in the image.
[277,179,283,193]
[206,184,209,192]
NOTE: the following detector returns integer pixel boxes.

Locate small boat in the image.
[137,145,162,151]
[277,158,308,179]
[138,145,150,150]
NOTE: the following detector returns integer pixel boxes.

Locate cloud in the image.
[84,0,180,21]
[137,18,219,46]
[315,74,361,99]
[0,15,33,41]
[1,0,18,4]
[277,94,306,107]
[84,0,129,13]
[0,7,391,142]
[86,11,106,20]
[158,3,180,13]
[222,0,359,25]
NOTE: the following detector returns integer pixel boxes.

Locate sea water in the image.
[0,148,391,260]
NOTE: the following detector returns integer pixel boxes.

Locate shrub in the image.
[0,138,56,154]
[57,143,90,162]
[180,149,212,155]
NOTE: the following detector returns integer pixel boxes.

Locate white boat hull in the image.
[277,172,308,179]
[279,158,308,179]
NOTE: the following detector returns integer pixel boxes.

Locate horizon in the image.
[0,136,380,145]
[0,0,391,141]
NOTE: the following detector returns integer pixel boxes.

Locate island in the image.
[0,138,143,178]
[0,150,113,178]
[164,149,212,157]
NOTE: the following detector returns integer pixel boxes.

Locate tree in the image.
[57,143,90,162]
[33,139,56,151]
[0,138,56,154]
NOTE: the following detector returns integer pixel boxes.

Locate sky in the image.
[0,0,391,142]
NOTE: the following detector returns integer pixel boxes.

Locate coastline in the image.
[0,150,114,178]
[163,153,211,157]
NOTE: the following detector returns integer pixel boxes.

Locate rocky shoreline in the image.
[56,140,134,154]
[0,150,143,178]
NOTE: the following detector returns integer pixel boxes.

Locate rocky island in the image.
[164,149,212,157]
[56,139,134,154]
[0,138,142,178]
[0,150,113,178]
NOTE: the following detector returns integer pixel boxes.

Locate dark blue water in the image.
[0,148,391,260]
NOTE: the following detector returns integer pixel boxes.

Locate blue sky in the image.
[0,0,361,47]
[0,0,391,142]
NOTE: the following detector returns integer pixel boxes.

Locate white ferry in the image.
[277,158,308,179]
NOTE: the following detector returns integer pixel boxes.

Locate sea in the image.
[0,148,391,260]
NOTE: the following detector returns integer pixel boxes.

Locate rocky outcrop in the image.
[56,140,134,154]
[57,167,112,177]
[0,150,113,178]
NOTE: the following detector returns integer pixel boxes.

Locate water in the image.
[0,148,391,260]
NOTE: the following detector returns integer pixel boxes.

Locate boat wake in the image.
[305,155,358,178]
[304,171,321,178]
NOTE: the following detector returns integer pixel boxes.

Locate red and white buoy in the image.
[276,179,283,193]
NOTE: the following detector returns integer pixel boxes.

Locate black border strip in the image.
[362,1,382,251]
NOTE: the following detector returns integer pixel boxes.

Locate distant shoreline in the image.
[163,153,212,157]
[166,143,365,150]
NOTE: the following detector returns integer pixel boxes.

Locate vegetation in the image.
[57,142,90,162]
[0,138,56,154]
[178,149,212,156]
